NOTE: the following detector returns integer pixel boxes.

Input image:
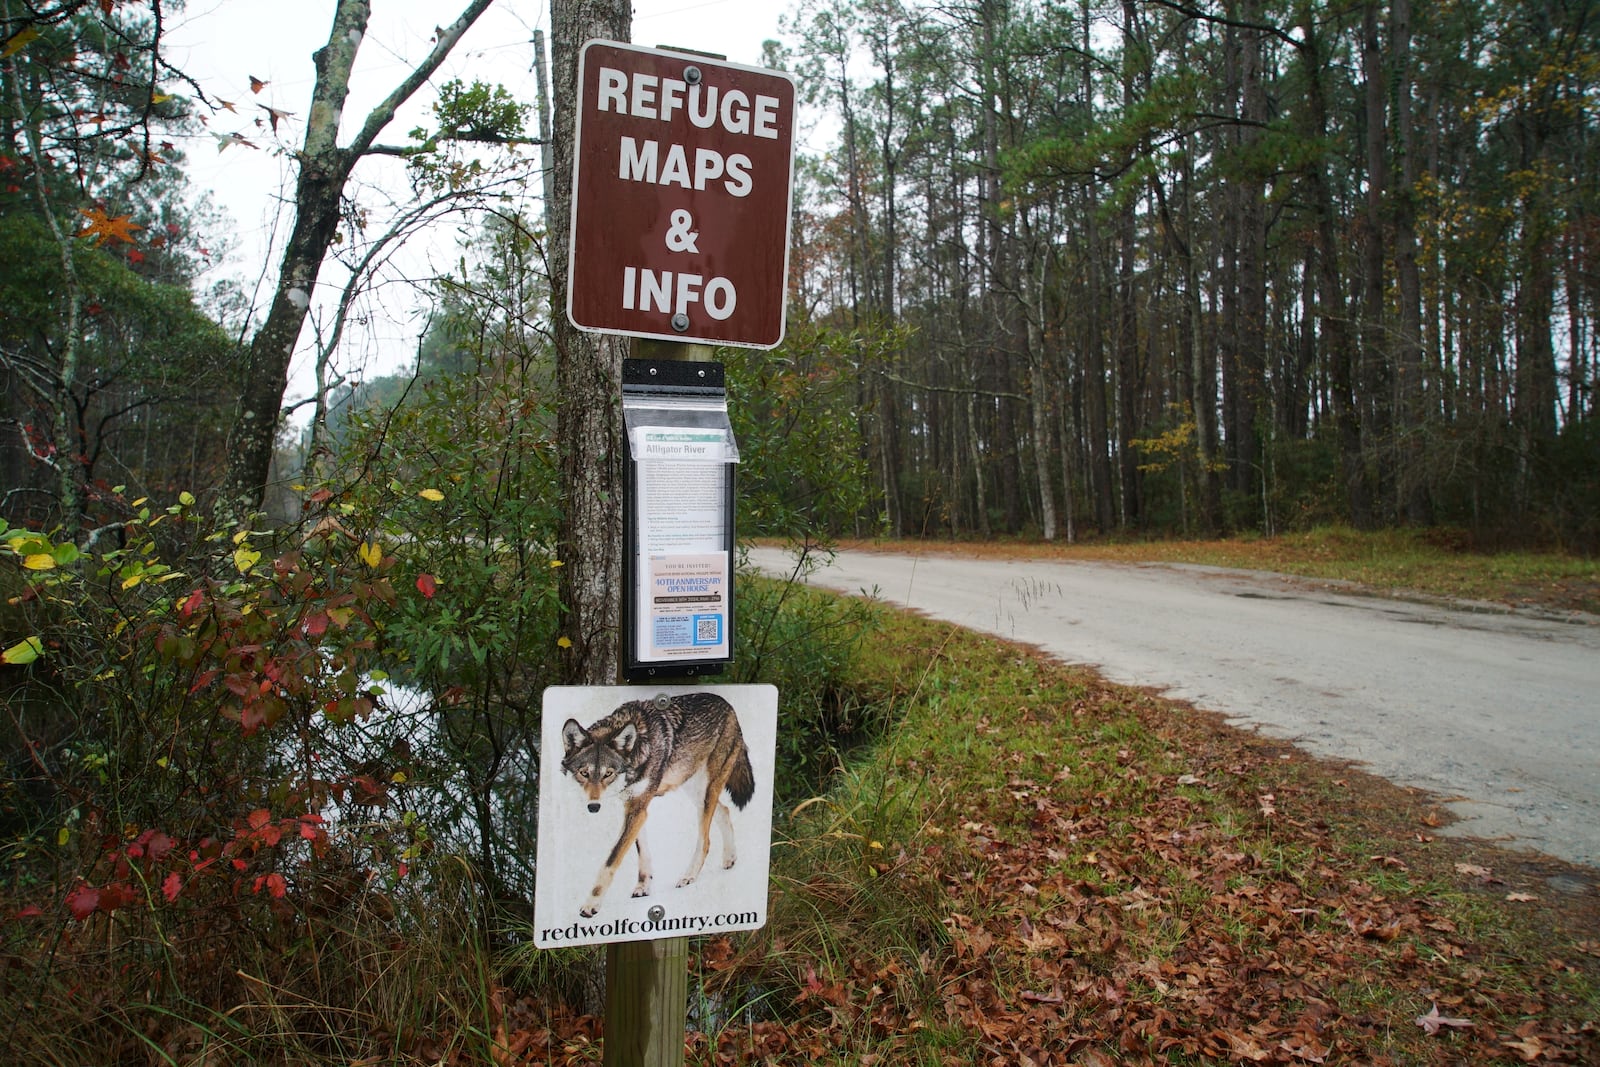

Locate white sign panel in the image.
[534,685,777,948]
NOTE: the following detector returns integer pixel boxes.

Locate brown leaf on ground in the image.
[1414,1003,1472,1035]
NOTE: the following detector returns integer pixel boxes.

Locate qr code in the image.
[694,615,720,644]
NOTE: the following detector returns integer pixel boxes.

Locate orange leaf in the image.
[77,207,143,246]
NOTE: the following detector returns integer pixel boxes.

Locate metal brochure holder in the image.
[621,358,738,681]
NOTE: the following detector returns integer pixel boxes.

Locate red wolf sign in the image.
[534,685,777,948]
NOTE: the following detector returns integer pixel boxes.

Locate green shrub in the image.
[734,547,885,804]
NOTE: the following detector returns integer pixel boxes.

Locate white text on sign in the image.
[620,137,753,198]
[622,268,737,321]
[596,68,782,139]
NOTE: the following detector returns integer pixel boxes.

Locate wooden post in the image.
[602,336,712,1067]
[604,937,690,1067]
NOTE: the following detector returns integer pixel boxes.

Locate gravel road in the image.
[747,546,1600,867]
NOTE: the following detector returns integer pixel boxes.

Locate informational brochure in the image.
[632,427,732,662]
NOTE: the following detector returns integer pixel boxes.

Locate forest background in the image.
[1,0,1597,1062]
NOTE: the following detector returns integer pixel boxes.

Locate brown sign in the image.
[566,41,796,349]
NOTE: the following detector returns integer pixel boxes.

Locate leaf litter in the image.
[481,616,1598,1065]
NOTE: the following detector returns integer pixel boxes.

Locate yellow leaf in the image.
[2,636,44,665]
[121,574,143,590]
[417,488,445,501]
[179,490,196,507]
[358,541,382,568]
[151,91,173,104]
[556,636,573,648]
[58,826,70,847]
[3,27,40,58]
[233,546,261,574]
[23,554,56,571]
[548,559,564,568]
[391,771,408,784]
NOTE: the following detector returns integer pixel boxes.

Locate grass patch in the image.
[642,604,1598,1064]
[829,524,1600,614]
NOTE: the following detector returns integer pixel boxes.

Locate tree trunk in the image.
[1116,0,1143,528]
[965,390,991,537]
[1390,0,1431,524]
[1299,3,1373,527]
[219,0,496,515]
[1021,211,1059,541]
[1359,0,1394,516]
[1080,7,1115,532]
[549,0,631,685]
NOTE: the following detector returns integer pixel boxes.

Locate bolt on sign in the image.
[566,40,797,349]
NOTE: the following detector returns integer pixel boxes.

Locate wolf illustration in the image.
[560,691,756,917]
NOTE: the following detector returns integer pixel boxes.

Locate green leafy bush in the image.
[734,549,885,804]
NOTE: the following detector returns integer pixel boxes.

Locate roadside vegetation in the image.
[509,576,1598,1065]
[6,513,1598,1063]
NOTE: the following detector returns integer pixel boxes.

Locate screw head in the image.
[670,312,690,332]
[684,65,702,85]
[648,905,666,922]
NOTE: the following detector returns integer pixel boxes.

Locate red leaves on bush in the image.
[64,884,99,920]
[54,806,333,924]
[126,828,175,864]
[252,872,287,899]
[416,573,437,599]
[63,882,135,920]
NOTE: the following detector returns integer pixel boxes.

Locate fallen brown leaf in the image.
[1414,1003,1472,1035]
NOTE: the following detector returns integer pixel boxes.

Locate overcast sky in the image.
[161,0,795,411]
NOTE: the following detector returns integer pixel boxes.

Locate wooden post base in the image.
[603,936,689,1066]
